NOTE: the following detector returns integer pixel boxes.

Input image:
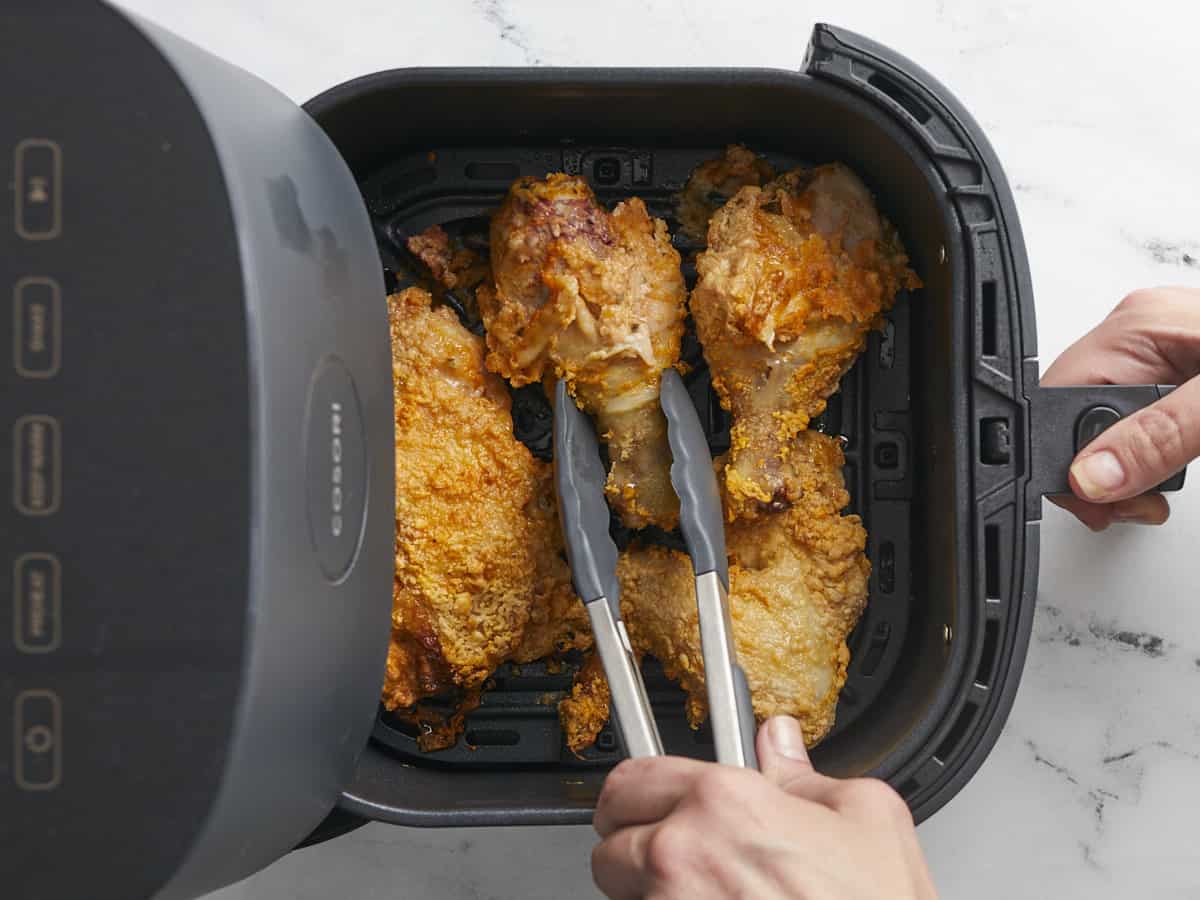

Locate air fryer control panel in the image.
[1,3,251,896]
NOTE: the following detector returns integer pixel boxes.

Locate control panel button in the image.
[13,553,61,654]
[13,277,61,378]
[14,139,62,241]
[14,690,62,791]
[13,414,61,516]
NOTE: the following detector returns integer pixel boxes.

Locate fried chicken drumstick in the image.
[692,163,920,519]
[478,174,688,531]
[383,286,588,748]
[559,431,869,753]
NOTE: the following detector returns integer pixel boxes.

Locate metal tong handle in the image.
[694,573,759,768]
[660,370,759,769]
[585,598,663,759]
[553,379,662,759]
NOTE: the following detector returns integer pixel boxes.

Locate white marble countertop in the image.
[114,0,1200,896]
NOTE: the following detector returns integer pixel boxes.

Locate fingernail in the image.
[1071,451,1125,500]
[767,716,808,760]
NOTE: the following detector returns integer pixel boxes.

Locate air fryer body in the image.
[0,2,394,899]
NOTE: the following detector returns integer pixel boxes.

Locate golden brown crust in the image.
[383,286,589,740]
[558,651,612,756]
[479,174,687,530]
[512,467,592,663]
[565,432,870,749]
[677,144,776,243]
[692,163,921,519]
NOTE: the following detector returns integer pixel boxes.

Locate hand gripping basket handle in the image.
[1028,384,1187,498]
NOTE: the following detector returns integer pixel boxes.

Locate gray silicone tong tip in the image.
[659,368,729,589]
[553,379,621,614]
[661,369,757,769]
[554,379,662,758]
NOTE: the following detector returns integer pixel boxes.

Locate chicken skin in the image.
[383,287,588,747]
[560,431,869,751]
[692,163,921,519]
[478,174,688,531]
[676,144,776,243]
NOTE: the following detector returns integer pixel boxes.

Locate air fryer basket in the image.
[304,24,1184,829]
[367,142,916,768]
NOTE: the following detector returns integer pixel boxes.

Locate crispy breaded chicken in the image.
[692,163,920,519]
[478,174,688,531]
[677,144,776,243]
[561,431,869,751]
[559,651,612,755]
[383,287,589,745]
[405,224,489,328]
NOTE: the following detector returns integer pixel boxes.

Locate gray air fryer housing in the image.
[0,2,393,899]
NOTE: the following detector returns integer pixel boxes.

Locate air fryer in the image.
[0,3,1185,899]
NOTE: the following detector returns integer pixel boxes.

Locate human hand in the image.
[591,716,938,900]
[1042,286,1200,530]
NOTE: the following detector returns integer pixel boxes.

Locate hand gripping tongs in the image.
[552,370,759,768]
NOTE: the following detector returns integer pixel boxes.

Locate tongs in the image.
[553,370,759,768]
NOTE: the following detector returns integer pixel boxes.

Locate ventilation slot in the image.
[985,524,1001,599]
[465,161,521,181]
[465,729,520,747]
[975,619,1000,687]
[934,703,978,765]
[858,622,892,677]
[979,418,1011,466]
[981,280,998,357]
[867,72,932,124]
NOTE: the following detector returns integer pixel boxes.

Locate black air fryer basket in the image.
[305,24,1184,829]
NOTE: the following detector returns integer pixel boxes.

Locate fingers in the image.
[593,756,711,837]
[755,716,855,807]
[1068,376,1200,502]
[1049,492,1170,530]
[1047,494,1114,531]
[756,716,815,785]
[1110,494,1171,524]
[1042,287,1200,388]
[1041,288,1200,525]
[592,823,652,900]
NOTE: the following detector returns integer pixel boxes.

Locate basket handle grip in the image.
[1028,384,1187,498]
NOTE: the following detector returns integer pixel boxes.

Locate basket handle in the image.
[1027,384,1187,498]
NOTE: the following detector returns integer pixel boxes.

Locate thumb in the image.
[756,716,817,787]
[1069,376,1200,503]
